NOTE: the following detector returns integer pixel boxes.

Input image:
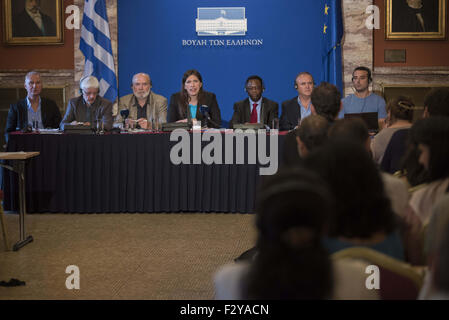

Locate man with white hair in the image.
[60,75,113,131]
[115,73,167,129]
[5,71,61,141]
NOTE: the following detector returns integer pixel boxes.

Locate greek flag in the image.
[80,0,117,102]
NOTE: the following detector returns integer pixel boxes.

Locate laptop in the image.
[344,112,379,133]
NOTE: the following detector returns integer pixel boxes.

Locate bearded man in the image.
[116,73,167,129]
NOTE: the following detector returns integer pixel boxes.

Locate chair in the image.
[0,189,10,251]
[332,247,425,300]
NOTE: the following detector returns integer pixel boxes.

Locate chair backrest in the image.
[332,247,425,300]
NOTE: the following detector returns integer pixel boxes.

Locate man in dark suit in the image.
[279,72,314,131]
[229,75,278,129]
[13,0,56,37]
[5,71,62,142]
[60,76,113,131]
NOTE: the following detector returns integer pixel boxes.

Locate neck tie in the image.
[250,103,258,123]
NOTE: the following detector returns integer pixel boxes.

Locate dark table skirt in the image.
[3,131,286,213]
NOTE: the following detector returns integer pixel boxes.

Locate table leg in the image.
[13,160,33,251]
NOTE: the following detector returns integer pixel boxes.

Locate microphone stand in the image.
[203,110,219,128]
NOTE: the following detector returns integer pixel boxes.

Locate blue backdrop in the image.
[117,0,326,126]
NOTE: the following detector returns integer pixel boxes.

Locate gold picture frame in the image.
[2,0,63,45]
[386,0,446,40]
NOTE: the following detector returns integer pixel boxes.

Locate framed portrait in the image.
[386,0,447,40]
[2,0,63,45]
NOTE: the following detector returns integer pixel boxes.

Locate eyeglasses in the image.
[82,90,98,97]
[246,86,262,91]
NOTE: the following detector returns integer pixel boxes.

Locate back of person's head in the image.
[424,88,449,118]
[386,96,415,123]
[243,167,334,299]
[311,82,341,122]
[304,141,396,239]
[295,115,329,153]
[328,118,370,150]
[409,117,449,182]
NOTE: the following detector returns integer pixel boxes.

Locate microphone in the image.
[120,109,130,129]
[120,109,130,120]
[200,105,219,128]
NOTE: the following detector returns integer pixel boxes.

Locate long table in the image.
[3,130,286,213]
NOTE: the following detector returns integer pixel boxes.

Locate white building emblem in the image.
[196,7,247,36]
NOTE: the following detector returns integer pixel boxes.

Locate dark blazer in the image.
[229,97,278,129]
[5,97,61,140]
[61,95,113,131]
[13,10,56,37]
[167,91,221,128]
[279,97,301,131]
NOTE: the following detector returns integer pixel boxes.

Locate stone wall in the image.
[342,0,373,96]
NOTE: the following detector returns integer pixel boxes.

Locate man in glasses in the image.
[5,71,61,142]
[60,76,113,131]
[229,75,278,129]
[340,66,387,130]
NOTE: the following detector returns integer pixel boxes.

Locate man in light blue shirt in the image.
[280,72,314,131]
[340,67,387,130]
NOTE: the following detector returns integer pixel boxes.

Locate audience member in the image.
[423,87,449,118]
[311,82,342,123]
[230,75,278,129]
[60,76,113,131]
[305,141,405,260]
[398,117,449,265]
[419,194,449,299]
[5,71,61,141]
[215,167,377,299]
[328,118,410,225]
[281,115,329,167]
[295,115,329,158]
[116,73,167,129]
[407,117,449,226]
[168,69,221,128]
[328,118,410,218]
[279,72,314,131]
[372,97,414,164]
